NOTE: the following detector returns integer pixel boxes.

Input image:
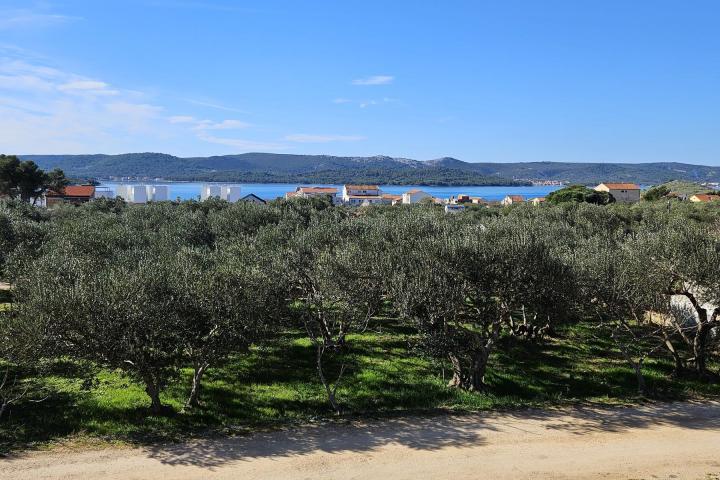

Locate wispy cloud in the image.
[360,97,396,108]
[58,80,119,96]
[0,46,278,155]
[0,9,80,30]
[184,98,247,113]
[197,133,285,151]
[352,75,394,86]
[333,97,396,108]
[285,134,366,143]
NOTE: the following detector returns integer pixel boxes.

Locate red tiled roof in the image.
[345,184,379,190]
[47,185,95,198]
[507,195,525,201]
[298,186,338,194]
[598,183,640,190]
[692,194,720,202]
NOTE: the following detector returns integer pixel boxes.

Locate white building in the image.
[222,185,242,202]
[285,186,339,203]
[402,189,433,204]
[146,185,168,201]
[116,185,169,203]
[381,193,403,205]
[201,184,222,200]
[594,183,641,203]
[201,184,242,202]
[341,184,385,205]
[445,204,466,214]
[501,195,525,206]
[116,185,148,203]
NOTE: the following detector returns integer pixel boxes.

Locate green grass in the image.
[1,320,718,454]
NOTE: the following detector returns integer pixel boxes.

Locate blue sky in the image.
[0,1,719,164]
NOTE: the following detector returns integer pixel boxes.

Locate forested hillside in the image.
[20,153,720,185]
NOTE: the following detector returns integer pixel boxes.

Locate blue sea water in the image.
[99,182,562,202]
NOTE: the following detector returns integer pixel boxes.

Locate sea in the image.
[99,182,562,202]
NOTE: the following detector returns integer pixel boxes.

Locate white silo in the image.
[153,185,169,201]
[201,184,222,200]
[115,185,128,201]
[131,185,148,204]
[221,185,242,202]
[145,185,168,201]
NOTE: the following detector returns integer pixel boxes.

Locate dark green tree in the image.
[547,185,614,205]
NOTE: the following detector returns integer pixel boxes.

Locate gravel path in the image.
[3,401,720,480]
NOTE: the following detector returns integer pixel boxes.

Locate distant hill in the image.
[652,180,716,196]
[19,153,720,186]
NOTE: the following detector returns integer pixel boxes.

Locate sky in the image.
[0,0,719,164]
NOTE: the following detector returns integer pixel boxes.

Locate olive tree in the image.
[634,219,720,378]
[286,212,384,413]
[14,247,188,413]
[387,209,575,391]
[172,242,285,409]
[573,232,667,394]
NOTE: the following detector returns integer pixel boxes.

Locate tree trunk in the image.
[632,361,647,396]
[612,330,648,396]
[693,323,710,377]
[143,376,163,414]
[184,363,209,410]
[316,345,342,414]
[447,348,490,391]
[662,331,685,376]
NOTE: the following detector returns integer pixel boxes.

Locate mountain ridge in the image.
[18,152,720,185]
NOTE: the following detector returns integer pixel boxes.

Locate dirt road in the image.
[3,401,720,480]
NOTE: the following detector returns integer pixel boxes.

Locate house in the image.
[501,195,525,206]
[402,189,432,204]
[291,186,339,203]
[530,197,546,206]
[240,193,266,205]
[45,185,96,207]
[342,184,384,205]
[689,194,720,203]
[594,183,641,203]
[444,204,465,214]
[470,197,488,205]
[455,194,472,204]
[381,193,402,205]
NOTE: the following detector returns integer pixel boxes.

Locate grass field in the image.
[1,319,718,454]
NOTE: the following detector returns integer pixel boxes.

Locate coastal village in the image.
[40,181,720,210]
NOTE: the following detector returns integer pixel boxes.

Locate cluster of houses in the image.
[42,184,266,206]
[283,182,651,213]
[38,180,720,210]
